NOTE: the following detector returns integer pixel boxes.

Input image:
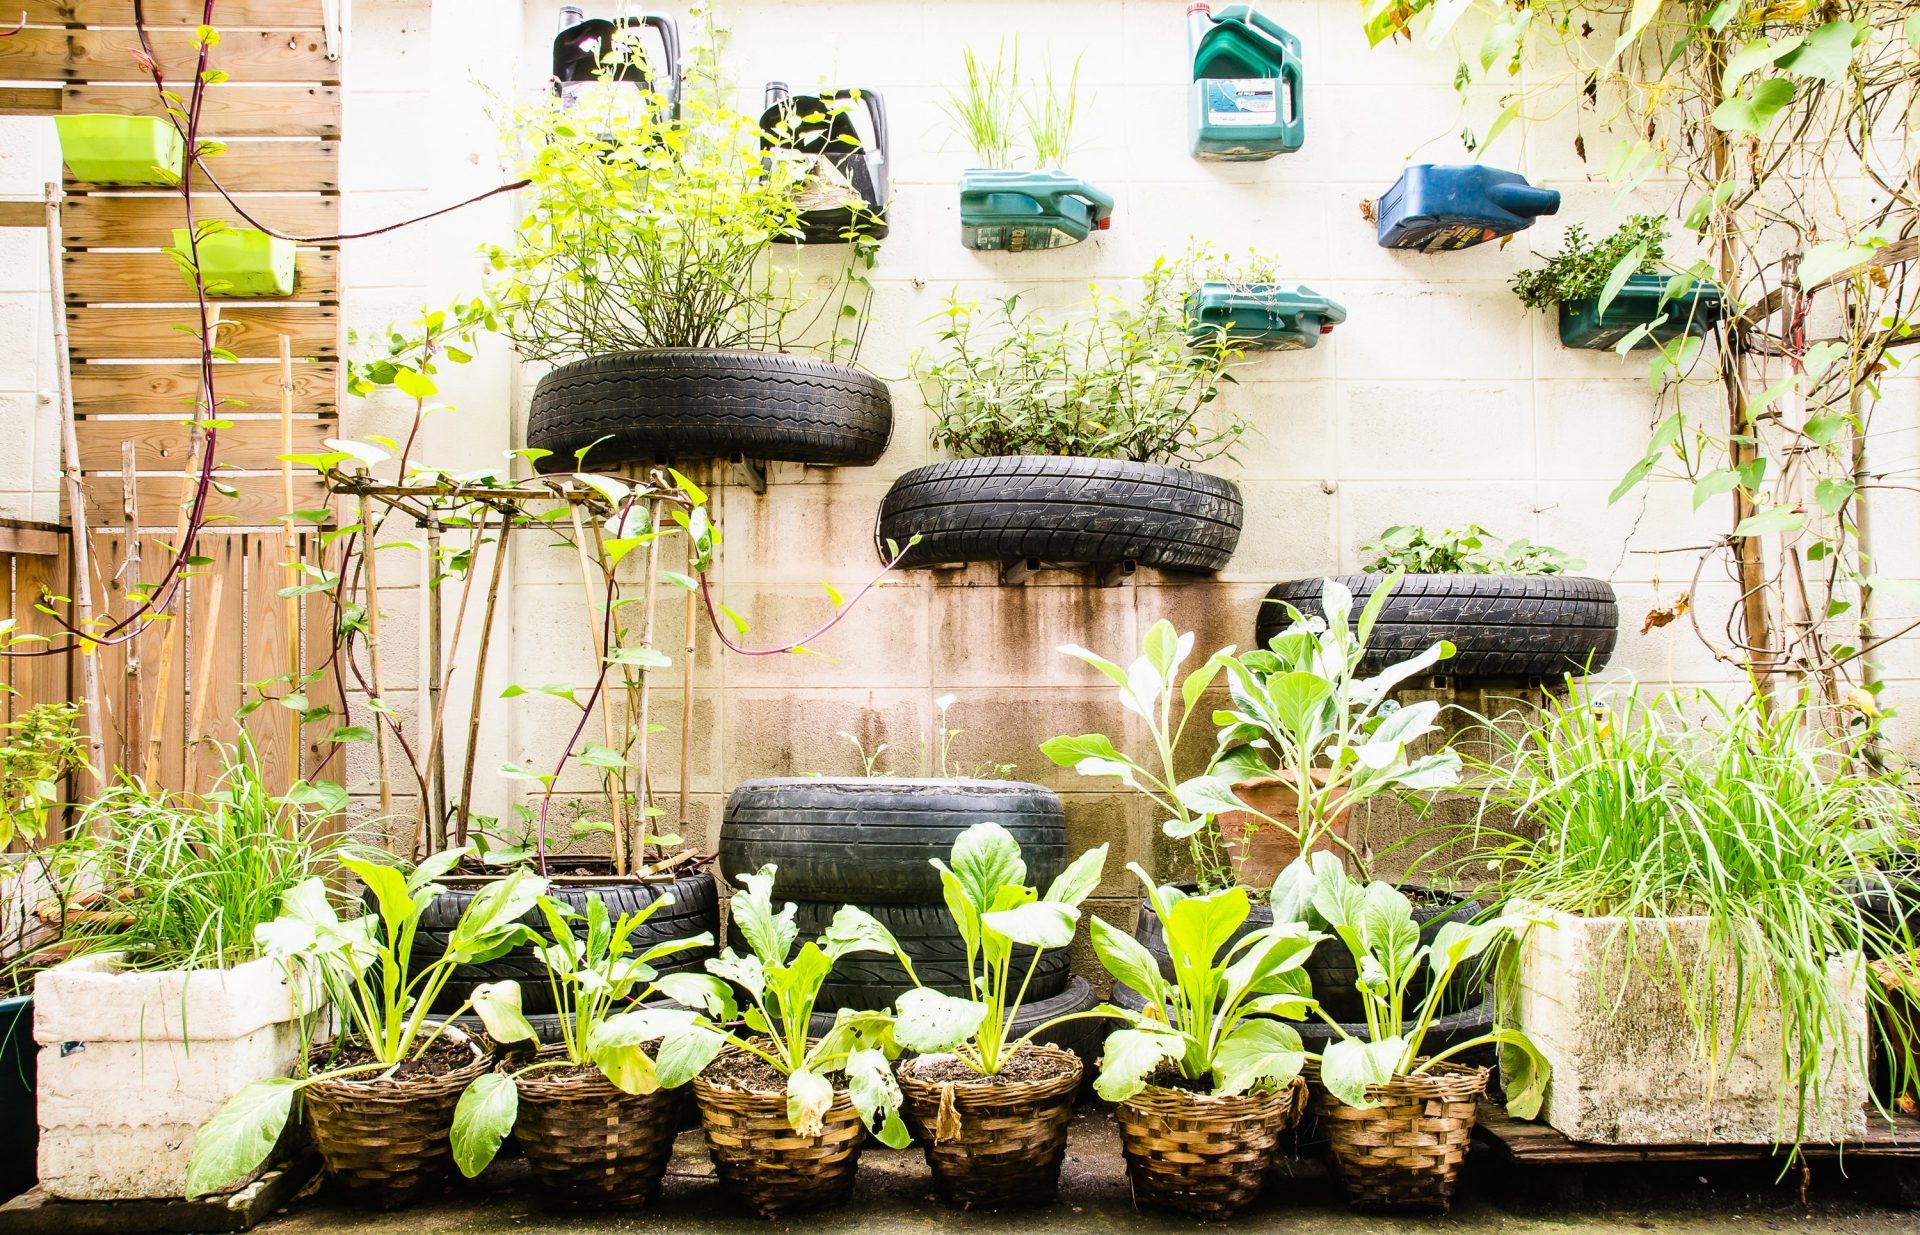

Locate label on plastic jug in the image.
[961,224,1078,252]
[1404,223,1500,254]
[1205,79,1276,126]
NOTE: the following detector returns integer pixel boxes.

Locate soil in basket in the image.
[908,1048,1074,1087]
[311,1036,475,1081]
[1142,1064,1213,1095]
[706,1049,845,1093]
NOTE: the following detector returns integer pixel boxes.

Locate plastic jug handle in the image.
[1487,182,1562,219]
[832,87,888,163]
[1278,57,1306,149]
[641,14,682,117]
[1064,181,1116,222]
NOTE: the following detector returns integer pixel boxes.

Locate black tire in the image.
[876,457,1243,572]
[809,976,1109,1080]
[720,778,1065,905]
[408,872,721,1015]
[731,900,1070,1011]
[1257,574,1619,681]
[525,348,892,471]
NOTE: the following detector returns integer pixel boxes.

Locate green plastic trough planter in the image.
[54,115,185,186]
[0,995,36,1203]
[1186,281,1345,350]
[171,228,298,298]
[1559,273,1723,351]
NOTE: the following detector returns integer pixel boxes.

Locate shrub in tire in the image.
[405,871,721,1015]
[719,778,1065,905]
[875,456,1243,572]
[525,349,892,471]
[1257,573,1619,680]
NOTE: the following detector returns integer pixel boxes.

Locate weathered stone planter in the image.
[33,953,316,1200]
[1509,904,1869,1145]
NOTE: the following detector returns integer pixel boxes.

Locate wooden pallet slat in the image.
[64,249,338,302]
[68,140,344,193]
[63,194,339,249]
[76,417,334,472]
[66,305,339,360]
[6,28,341,84]
[79,473,331,529]
[57,84,341,137]
[71,360,338,416]
[20,2,328,28]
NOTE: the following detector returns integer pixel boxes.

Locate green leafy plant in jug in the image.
[943,39,1086,170]
[1362,524,1583,576]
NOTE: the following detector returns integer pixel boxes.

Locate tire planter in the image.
[897,1044,1082,1208]
[1115,1077,1301,1218]
[303,1027,487,1210]
[720,778,1064,905]
[1258,574,1619,681]
[514,1046,679,1208]
[807,977,1107,1081]
[732,899,1070,1011]
[875,457,1243,572]
[1129,887,1481,1023]
[525,349,892,471]
[693,1047,868,1217]
[1316,1061,1488,1214]
[407,870,719,1016]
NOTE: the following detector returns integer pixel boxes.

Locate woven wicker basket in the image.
[1114,1075,1302,1218]
[515,1047,680,1208]
[898,1044,1082,1208]
[692,1048,867,1217]
[303,1027,487,1209]
[1316,1059,1489,1213]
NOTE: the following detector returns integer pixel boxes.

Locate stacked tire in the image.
[718,778,1107,1072]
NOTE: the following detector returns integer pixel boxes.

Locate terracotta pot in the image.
[1219,772,1349,889]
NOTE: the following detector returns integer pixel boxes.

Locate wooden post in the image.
[423,520,446,849]
[680,532,696,833]
[357,489,393,820]
[278,334,302,789]
[142,615,180,786]
[119,442,143,767]
[44,184,107,787]
[455,516,512,846]
[185,573,227,788]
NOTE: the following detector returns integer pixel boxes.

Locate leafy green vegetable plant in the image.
[1362,525,1583,576]
[1510,214,1670,311]
[184,852,547,1196]
[448,892,732,1178]
[1087,865,1317,1101]
[0,702,84,849]
[1271,855,1547,1116]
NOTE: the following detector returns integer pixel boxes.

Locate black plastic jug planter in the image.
[874,457,1243,572]
[525,349,892,472]
[761,84,889,244]
[1257,574,1620,681]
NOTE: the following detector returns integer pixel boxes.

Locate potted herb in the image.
[878,255,1249,572]
[1088,866,1317,1218]
[495,23,892,471]
[447,893,728,1206]
[1472,684,1907,1146]
[1273,857,1546,1214]
[877,824,1109,1208]
[187,852,546,1208]
[1511,213,1722,350]
[1261,525,1619,682]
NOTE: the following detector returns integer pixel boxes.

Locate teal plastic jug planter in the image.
[1558,274,1723,350]
[54,115,184,186]
[1186,282,1345,350]
[172,227,298,298]
[1188,2,1304,161]
[958,169,1114,252]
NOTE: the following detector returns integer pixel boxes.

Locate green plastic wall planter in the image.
[1186,281,1345,350]
[1558,274,1723,351]
[171,228,298,298]
[54,115,185,186]
[958,169,1114,252]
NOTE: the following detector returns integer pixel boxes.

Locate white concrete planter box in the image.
[33,953,317,1201]
[1509,904,1869,1145]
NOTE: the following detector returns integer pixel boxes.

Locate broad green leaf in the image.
[1490,1028,1551,1119]
[982,900,1078,951]
[1042,843,1108,908]
[1089,914,1164,1003]
[1711,77,1796,134]
[652,1023,729,1088]
[1722,36,1803,93]
[451,1073,517,1178]
[946,822,1026,915]
[1733,507,1805,538]
[1799,234,1883,289]
[1610,412,1683,503]
[652,971,736,1019]
[785,1066,835,1136]
[1039,732,1127,771]
[184,1077,297,1197]
[1093,1028,1183,1102]
[1173,774,1248,820]
[343,856,413,929]
[471,981,537,1046]
[893,987,987,1054]
[845,1048,910,1148]
[822,905,906,961]
[1320,1036,1405,1110]
[1692,468,1740,510]
[1779,20,1861,83]
[1814,478,1855,516]
[1165,884,1251,971]
[1212,1019,1305,1097]
[1055,644,1131,690]
[1595,241,1649,317]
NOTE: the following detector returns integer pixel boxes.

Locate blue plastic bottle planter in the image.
[1558,274,1724,351]
[54,115,185,186]
[1186,282,1345,350]
[958,169,1114,252]
[1188,3,1304,161]
[172,228,299,299]
[1375,165,1561,252]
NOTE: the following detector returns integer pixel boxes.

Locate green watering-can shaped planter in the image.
[54,115,185,186]
[1186,282,1345,350]
[171,227,298,299]
[958,169,1114,252]
[1559,274,1723,351]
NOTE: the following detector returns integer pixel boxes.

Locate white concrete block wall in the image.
[0,118,60,523]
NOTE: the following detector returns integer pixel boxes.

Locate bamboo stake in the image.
[143,615,181,785]
[185,573,226,791]
[416,522,486,853]
[119,442,143,769]
[44,184,107,788]
[568,505,626,870]
[357,490,393,821]
[423,521,447,849]
[278,334,302,789]
[630,499,662,870]
[680,532,696,831]
[455,517,512,846]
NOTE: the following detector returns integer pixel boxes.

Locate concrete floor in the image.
[263,1109,1920,1235]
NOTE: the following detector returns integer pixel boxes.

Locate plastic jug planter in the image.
[1375,164,1560,252]
[1187,2,1305,160]
[552,11,681,115]
[1186,281,1344,350]
[1559,273,1724,350]
[171,228,297,298]
[958,169,1114,252]
[54,114,185,186]
[761,83,889,243]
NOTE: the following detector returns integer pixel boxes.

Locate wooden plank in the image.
[244,534,296,785]
[71,360,336,415]
[80,472,331,529]
[0,202,47,228]
[66,305,338,359]
[63,194,338,249]
[0,522,65,557]
[71,140,342,193]
[58,85,340,137]
[298,531,341,787]
[20,2,327,27]
[1474,1104,1920,1163]
[64,249,337,302]
[187,535,246,790]
[5,28,340,85]
[0,87,62,115]
[76,416,332,471]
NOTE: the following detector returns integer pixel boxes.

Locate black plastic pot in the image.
[0,996,34,1202]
